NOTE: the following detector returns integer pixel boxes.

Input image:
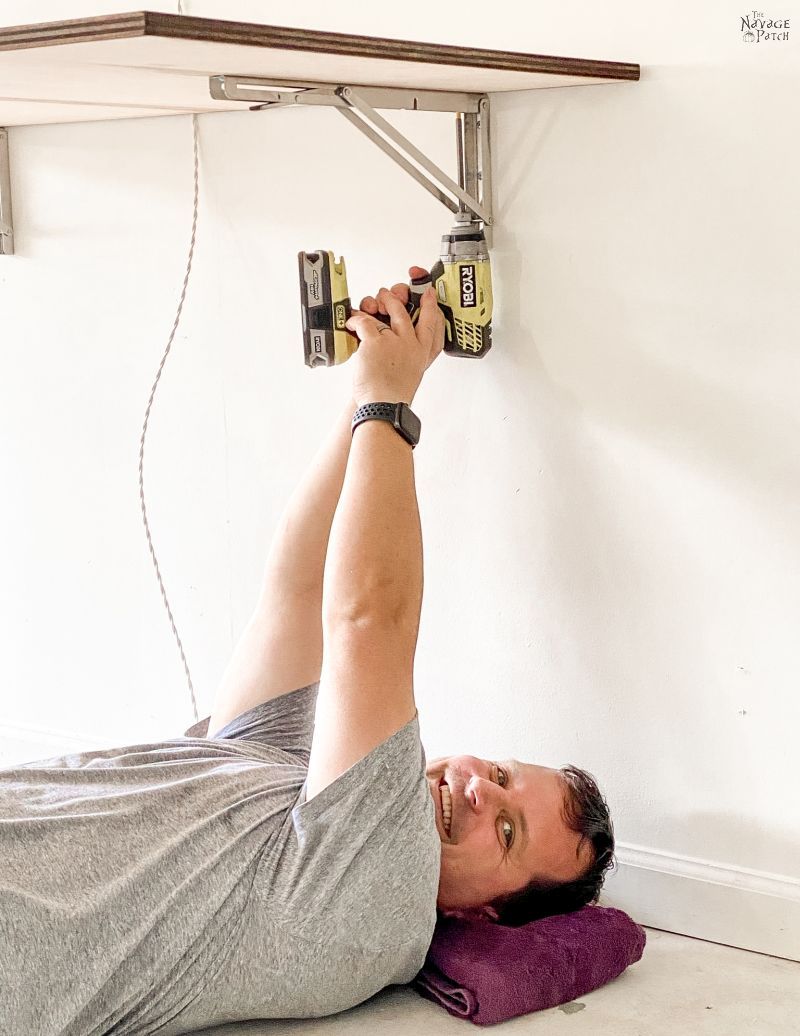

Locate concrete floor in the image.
[195,928,800,1036]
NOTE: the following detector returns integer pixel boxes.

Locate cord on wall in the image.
[137,105,202,725]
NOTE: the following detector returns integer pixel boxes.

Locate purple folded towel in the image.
[412,904,646,1026]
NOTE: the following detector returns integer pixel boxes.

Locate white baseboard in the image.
[601,843,800,962]
[2,722,798,962]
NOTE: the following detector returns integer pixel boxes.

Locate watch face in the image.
[398,404,421,443]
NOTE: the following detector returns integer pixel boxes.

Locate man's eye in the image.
[494,766,514,850]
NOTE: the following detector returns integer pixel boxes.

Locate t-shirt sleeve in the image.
[151,710,441,1027]
[270,709,441,955]
[180,682,318,765]
[178,683,440,966]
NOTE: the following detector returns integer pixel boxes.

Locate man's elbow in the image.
[323,581,420,631]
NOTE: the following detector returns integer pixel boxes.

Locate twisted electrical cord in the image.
[137,108,201,724]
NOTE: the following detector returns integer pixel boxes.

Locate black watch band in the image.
[351,401,421,449]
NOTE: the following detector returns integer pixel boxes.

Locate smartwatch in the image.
[351,401,421,449]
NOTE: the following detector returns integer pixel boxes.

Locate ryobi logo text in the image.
[460,264,477,308]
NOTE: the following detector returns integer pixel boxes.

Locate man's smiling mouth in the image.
[439,777,452,837]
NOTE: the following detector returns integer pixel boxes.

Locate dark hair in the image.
[483,764,616,927]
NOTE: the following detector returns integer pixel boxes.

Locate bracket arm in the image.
[0,129,13,256]
[336,106,458,216]
[338,87,492,226]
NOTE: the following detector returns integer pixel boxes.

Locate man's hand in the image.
[345,266,445,407]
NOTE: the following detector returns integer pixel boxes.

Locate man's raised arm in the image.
[305,286,444,800]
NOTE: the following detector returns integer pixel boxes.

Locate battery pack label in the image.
[308,268,321,302]
[460,264,477,308]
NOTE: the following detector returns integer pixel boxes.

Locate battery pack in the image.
[298,251,357,367]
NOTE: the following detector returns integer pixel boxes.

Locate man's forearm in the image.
[322,419,423,626]
[258,396,356,603]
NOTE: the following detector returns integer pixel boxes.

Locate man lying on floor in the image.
[0,268,614,1036]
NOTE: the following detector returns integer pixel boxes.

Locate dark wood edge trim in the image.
[0,11,640,82]
[144,12,640,80]
[0,12,146,50]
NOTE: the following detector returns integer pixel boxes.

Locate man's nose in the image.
[466,775,499,812]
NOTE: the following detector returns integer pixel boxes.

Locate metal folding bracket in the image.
[0,82,493,258]
[209,76,493,244]
[0,128,13,256]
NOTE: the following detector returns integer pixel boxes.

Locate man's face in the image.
[426,754,593,918]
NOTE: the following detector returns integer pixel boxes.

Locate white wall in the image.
[2,1,798,958]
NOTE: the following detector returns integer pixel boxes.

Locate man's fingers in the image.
[346,309,389,339]
[379,288,413,333]
[415,286,445,353]
[390,282,410,304]
[364,270,429,313]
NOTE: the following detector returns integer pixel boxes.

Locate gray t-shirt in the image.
[0,682,441,1035]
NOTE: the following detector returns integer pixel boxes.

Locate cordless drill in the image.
[298,217,493,367]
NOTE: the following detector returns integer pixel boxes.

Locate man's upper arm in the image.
[206,589,324,740]
[304,614,418,802]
